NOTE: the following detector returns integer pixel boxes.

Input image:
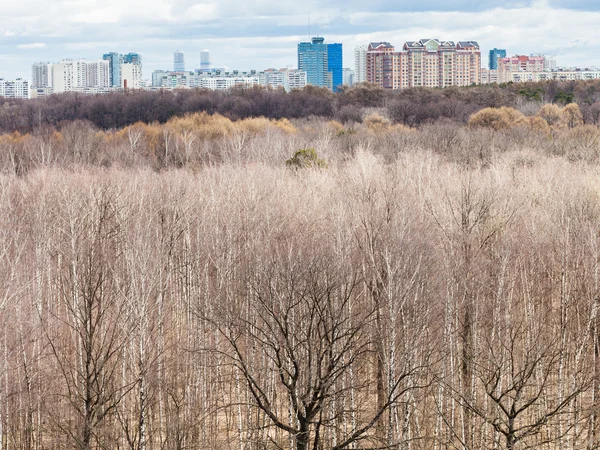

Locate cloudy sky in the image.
[1,0,600,80]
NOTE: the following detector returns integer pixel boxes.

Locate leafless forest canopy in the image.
[2,81,600,449]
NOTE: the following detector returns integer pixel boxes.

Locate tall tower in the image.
[31,62,51,88]
[298,37,341,91]
[489,48,506,70]
[200,49,211,72]
[102,52,123,87]
[354,45,368,84]
[174,50,185,72]
[327,43,343,92]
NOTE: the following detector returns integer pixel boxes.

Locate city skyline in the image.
[0,1,599,80]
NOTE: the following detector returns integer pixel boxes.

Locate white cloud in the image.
[17,42,46,49]
[0,0,600,79]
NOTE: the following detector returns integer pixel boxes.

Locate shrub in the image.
[468,107,526,130]
[285,148,327,169]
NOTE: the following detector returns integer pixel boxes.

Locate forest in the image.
[1,80,600,449]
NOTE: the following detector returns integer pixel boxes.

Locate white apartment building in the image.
[354,45,368,84]
[259,70,286,90]
[480,68,499,84]
[0,78,29,99]
[151,68,306,92]
[502,68,600,83]
[197,76,260,90]
[343,68,355,86]
[152,70,196,88]
[51,59,110,93]
[31,62,52,88]
[121,62,142,89]
[286,69,307,90]
[258,69,307,92]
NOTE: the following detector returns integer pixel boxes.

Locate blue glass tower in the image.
[298,37,343,91]
[327,43,343,92]
[489,48,506,70]
[298,37,328,88]
[102,52,123,87]
[123,52,142,65]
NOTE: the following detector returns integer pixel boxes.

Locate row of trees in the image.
[0,147,600,449]
[1,105,600,175]
[3,79,600,134]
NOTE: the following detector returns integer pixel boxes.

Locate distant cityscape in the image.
[1,36,599,100]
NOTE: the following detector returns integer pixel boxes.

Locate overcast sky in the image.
[1,0,599,80]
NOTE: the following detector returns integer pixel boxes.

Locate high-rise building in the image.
[121,63,142,89]
[123,53,142,65]
[365,39,481,89]
[298,37,342,91]
[366,42,400,89]
[544,56,557,70]
[497,55,545,83]
[51,59,110,93]
[343,68,355,87]
[103,52,123,87]
[200,50,211,72]
[354,45,368,84]
[489,48,506,70]
[327,43,343,92]
[174,50,185,72]
[298,37,328,88]
[0,79,29,99]
[31,62,51,88]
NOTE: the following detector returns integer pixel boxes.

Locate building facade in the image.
[489,48,506,70]
[366,42,402,89]
[0,79,29,99]
[103,52,123,87]
[365,39,481,90]
[497,55,546,83]
[200,50,211,72]
[343,68,355,87]
[51,59,110,93]
[31,62,51,88]
[327,43,343,92]
[298,37,342,91]
[298,37,328,88]
[499,68,600,83]
[121,63,142,89]
[174,50,185,72]
[354,45,368,84]
[152,68,307,92]
[480,68,499,84]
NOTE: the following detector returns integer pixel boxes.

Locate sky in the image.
[1,0,600,80]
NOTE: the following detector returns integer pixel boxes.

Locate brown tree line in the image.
[0,101,600,178]
[0,121,600,449]
[3,79,600,134]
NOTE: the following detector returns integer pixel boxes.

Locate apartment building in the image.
[0,78,29,99]
[480,68,499,84]
[258,69,307,92]
[354,45,368,84]
[365,39,481,89]
[497,55,545,83]
[501,68,600,83]
[31,62,52,88]
[50,59,110,93]
[121,62,142,89]
[152,68,307,92]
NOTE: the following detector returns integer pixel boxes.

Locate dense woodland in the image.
[4,79,600,134]
[1,81,600,449]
